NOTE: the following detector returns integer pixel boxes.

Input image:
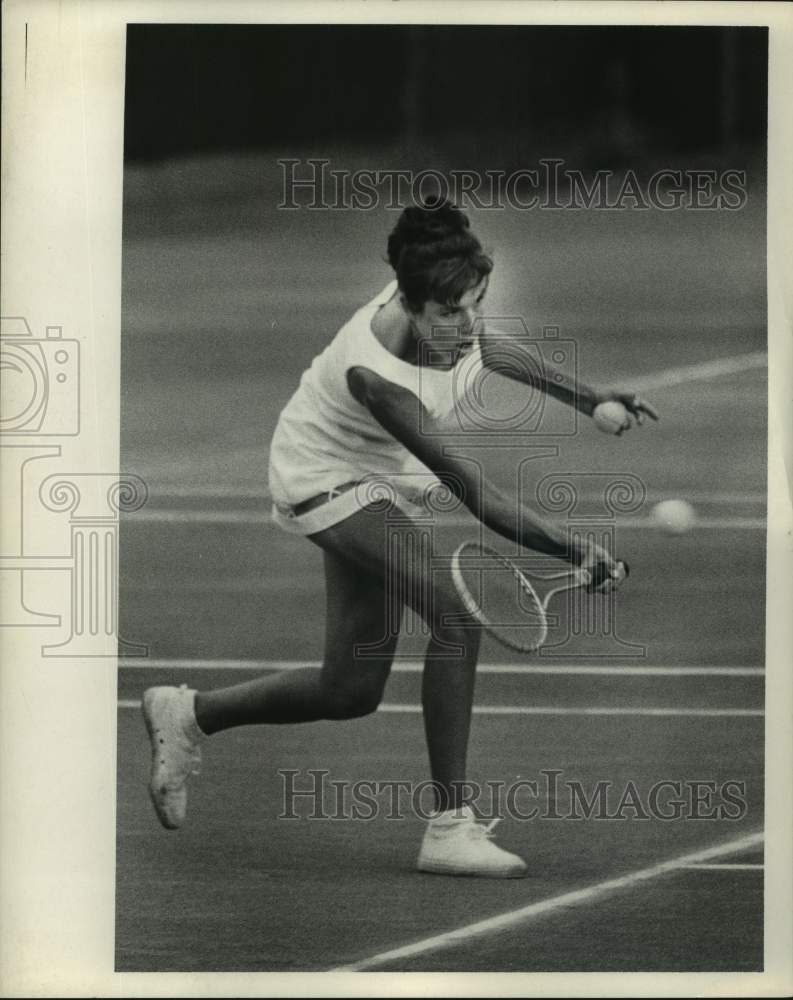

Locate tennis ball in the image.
[593,400,630,434]
[651,499,696,534]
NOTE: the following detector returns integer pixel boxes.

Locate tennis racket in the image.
[450,540,628,653]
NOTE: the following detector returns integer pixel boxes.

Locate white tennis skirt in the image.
[270,474,456,537]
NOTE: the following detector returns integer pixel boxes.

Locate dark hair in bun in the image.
[386,198,492,313]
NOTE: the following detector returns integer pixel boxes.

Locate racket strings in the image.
[453,548,549,652]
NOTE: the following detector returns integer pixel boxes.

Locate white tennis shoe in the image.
[417,805,528,878]
[142,684,204,830]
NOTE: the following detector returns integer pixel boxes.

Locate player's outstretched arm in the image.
[347,366,621,583]
[479,328,659,424]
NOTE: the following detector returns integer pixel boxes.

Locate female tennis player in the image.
[143,200,658,878]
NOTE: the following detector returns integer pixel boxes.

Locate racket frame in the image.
[450,541,591,653]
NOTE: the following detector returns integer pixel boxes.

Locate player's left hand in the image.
[596,390,660,427]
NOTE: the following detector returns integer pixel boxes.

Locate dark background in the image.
[124,25,767,163]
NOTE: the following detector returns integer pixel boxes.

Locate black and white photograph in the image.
[2,1,792,995]
[117,18,770,974]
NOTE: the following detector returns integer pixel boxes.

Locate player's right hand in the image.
[580,545,627,593]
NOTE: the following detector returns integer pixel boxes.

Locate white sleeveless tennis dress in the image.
[268,281,478,535]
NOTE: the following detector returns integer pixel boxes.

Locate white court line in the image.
[119,658,764,678]
[117,699,761,718]
[378,705,763,718]
[681,863,763,871]
[628,350,766,393]
[122,510,765,527]
[145,488,766,504]
[331,830,764,971]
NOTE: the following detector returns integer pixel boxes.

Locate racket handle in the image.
[586,559,629,591]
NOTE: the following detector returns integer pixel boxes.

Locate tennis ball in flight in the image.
[593,400,631,434]
[651,499,696,534]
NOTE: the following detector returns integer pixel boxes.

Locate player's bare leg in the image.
[144,501,526,874]
[143,546,398,828]
[313,504,527,877]
[311,505,479,811]
[193,550,398,730]
[421,617,481,813]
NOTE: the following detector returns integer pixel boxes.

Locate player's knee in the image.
[324,678,384,719]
